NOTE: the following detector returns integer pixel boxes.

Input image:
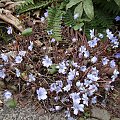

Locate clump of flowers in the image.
[0,21,119,120]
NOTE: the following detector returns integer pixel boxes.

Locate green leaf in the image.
[66,0,82,10]
[74,2,83,18]
[48,64,58,74]
[22,28,32,36]
[73,22,84,30]
[83,0,94,20]
[6,99,17,108]
[114,0,120,7]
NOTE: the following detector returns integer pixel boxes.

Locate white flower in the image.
[50,80,63,93]
[1,53,8,62]
[110,60,116,68]
[91,56,97,63]
[36,87,47,100]
[40,17,45,23]
[91,96,97,104]
[28,73,36,82]
[84,50,90,58]
[7,26,12,34]
[82,93,89,106]
[79,46,86,53]
[80,66,87,72]
[72,103,84,115]
[63,84,71,92]
[111,69,119,82]
[15,68,20,77]
[90,29,94,38]
[56,61,67,74]
[106,29,113,39]
[44,11,48,18]
[84,79,92,87]
[15,55,23,63]
[88,84,98,96]
[4,90,12,100]
[87,73,99,81]
[102,57,109,65]
[74,13,79,19]
[68,69,79,81]
[42,55,52,68]
[88,38,98,48]
[70,92,81,104]
[71,61,79,68]
[51,38,56,42]
[0,69,6,79]
[28,41,33,51]
[72,37,77,42]
[18,51,26,57]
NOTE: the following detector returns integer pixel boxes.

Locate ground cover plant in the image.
[0,0,120,120]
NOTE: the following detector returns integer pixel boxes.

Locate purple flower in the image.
[115,16,120,21]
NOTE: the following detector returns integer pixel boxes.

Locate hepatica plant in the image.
[0,27,119,120]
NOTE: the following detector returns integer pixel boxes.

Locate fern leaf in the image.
[47,7,62,41]
[16,0,52,14]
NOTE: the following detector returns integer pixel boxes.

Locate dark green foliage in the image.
[47,7,63,41]
[93,0,120,15]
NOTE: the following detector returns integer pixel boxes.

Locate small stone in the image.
[91,107,111,120]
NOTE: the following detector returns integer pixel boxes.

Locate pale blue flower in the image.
[82,93,89,106]
[91,56,97,63]
[63,84,71,92]
[15,55,23,63]
[7,26,12,34]
[70,92,81,104]
[42,55,52,68]
[44,11,48,18]
[114,53,120,58]
[56,61,67,74]
[18,51,26,56]
[1,53,8,62]
[15,68,20,77]
[72,103,84,115]
[40,17,45,23]
[28,73,36,82]
[88,38,98,48]
[90,29,95,38]
[50,80,63,93]
[111,69,119,82]
[36,87,47,100]
[67,69,79,81]
[28,41,33,51]
[84,50,90,58]
[115,16,120,21]
[74,13,79,19]
[91,96,97,104]
[4,90,12,100]
[110,60,116,68]
[102,57,109,65]
[0,69,6,79]
[79,46,86,53]
[80,66,87,72]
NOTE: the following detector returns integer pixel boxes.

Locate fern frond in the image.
[47,7,62,41]
[63,9,76,27]
[16,0,52,14]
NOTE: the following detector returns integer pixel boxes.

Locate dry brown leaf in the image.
[0,8,24,32]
